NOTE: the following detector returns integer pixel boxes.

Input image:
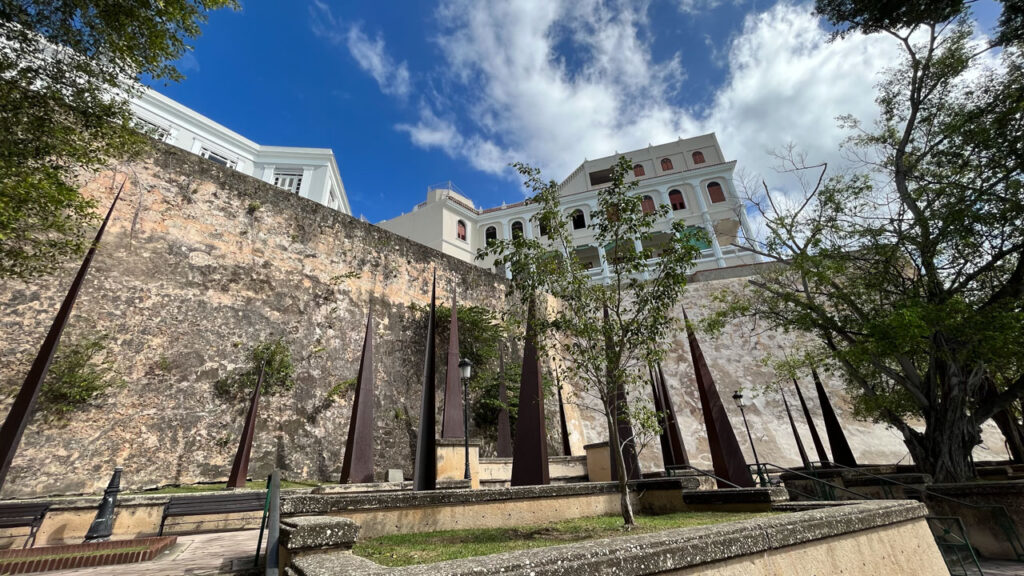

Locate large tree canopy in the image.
[718,2,1024,481]
[0,0,236,279]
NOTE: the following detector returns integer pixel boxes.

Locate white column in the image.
[727,177,757,249]
[261,165,276,184]
[691,180,727,268]
[501,220,513,279]
[597,245,609,280]
[301,167,316,202]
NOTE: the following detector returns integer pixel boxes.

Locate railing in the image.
[758,461,988,575]
[254,470,281,576]
[928,516,984,576]
[810,461,1024,561]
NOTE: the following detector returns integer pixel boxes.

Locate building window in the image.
[512,221,524,238]
[485,226,497,245]
[135,117,171,142]
[571,209,586,230]
[669,189,685,211]
[692,151,705,164]
[660,158,674,171]
[641,195,656,214]
[199,147,237,169]
[539,220,549,236]
[457,220,467,241]
[588,168,613,186]
[707,181,726,203]
[273,170,304,195]
[633,164,645,177]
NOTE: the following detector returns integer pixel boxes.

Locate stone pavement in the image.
[41,530,266,576]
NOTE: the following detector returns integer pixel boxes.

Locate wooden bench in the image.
[0,502,51,548]
[159,492,266,535]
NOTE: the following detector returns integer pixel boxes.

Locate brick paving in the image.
[38,530,266,576]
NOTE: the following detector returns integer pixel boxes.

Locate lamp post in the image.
[459,358,473,481]
[732,390,767,487]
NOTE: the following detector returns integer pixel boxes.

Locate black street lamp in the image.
[459,358,473,481]
[732,390,767,487]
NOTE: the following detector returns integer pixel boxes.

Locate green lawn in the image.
[126,479,319,494]
[353,511,775,567]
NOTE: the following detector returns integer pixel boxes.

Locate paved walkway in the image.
[43,530,266,576]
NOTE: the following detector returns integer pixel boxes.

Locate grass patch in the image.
[127,479,319,494]
[0,546,149,565]
[353,511,775,567]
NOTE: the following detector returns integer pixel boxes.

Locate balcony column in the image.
[597,245,610,282]
[690,180,727,268]
[501,220,513,279]
[726,177,757,250]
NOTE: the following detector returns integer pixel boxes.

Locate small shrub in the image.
[246,201,262,216]
[39,333,120,419]
[327,377,357,403]
[215,338,296,399]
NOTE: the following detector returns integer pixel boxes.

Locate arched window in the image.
[692,151,705,164]
[660,158,674,171]
[707,181,726,203]
[539,220,549,236]
[571,209,586,230]
[457,220,467,241]
[633,164,645,177]
[669,190,685,211]
[485,226,497,245]
[641,195,656,214]
[511,221,524,239]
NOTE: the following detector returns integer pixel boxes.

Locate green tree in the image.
[0,0,237,279]
[481,157,704,525]
[215,338,297,399]
[714,3,1024,481]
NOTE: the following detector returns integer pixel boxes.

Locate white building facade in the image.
[130,89,351,215]
[379,135,757,282]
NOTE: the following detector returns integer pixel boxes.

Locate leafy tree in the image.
[0,0,237,278]
[481,158,704,525]
[713,4,1024,481]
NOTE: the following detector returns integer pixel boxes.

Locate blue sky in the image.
[147,1,1005,224]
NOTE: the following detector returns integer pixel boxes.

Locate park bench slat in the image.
[159,492,266,535]
[0,502,50,548]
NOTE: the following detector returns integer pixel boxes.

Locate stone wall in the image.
[0,144,526,498]
[0,143,1009,498]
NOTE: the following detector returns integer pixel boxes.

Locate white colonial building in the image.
[130,89,351,215]
[379,135,757,282]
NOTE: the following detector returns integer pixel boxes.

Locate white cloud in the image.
[346,25,411,98]
[309,1,411,98]
[678,0,724,15]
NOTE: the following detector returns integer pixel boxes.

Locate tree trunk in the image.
[606,409,635,526]
[899,413,980,483]
[992,409,1024,464]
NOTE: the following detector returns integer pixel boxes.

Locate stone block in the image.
[386,469,404,483]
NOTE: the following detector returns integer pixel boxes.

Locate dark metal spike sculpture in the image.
[657,363,690,467]
[414,272,439,491]
[810,368,858,467]
[0,179,126,492]
[84,467,122,542]
[793,378,831,465]
[604,305,640,481]
[340,302,376,483]
[441,289,464,438]
[683,309,754,488]
[780,387,811,469]
[510,298,549,486]
[556,374,572,456]
[649,365,674,468]
[496,345,513,458]
[228,360,267,488]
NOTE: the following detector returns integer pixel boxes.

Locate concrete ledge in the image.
[682,487,789,511]
[281,516,360,551]
[286,500,937,576]
[312,479,470,495]
[283,478,698,516]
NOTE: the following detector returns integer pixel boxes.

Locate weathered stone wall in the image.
[0,143,1009,498]
[0,144,523,498]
